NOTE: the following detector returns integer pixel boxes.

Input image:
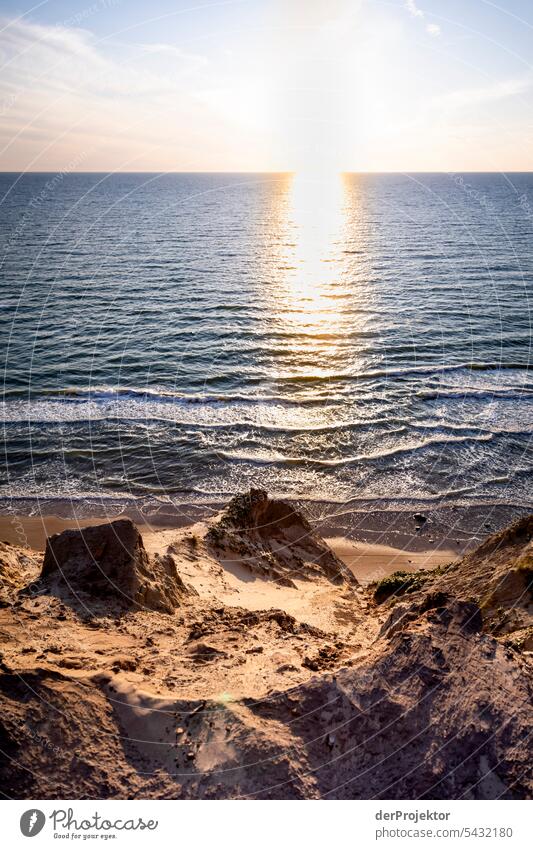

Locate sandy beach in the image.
[0,510,460,585]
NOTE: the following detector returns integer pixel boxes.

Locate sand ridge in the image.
[0,492,531,799]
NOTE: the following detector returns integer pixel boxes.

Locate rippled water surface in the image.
[1,172,532,514]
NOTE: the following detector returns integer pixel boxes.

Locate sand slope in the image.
[0,492,531,799]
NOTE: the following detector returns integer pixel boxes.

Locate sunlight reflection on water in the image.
[2,172,531,508]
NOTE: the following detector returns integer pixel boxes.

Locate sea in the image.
[1,172,532,532]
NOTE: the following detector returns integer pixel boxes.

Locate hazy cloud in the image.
[0,5,530,172]
[438,78,532,109]
[405,0,424,19]
[404,0,441,36]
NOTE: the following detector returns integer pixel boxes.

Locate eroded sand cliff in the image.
[0,491,531,799]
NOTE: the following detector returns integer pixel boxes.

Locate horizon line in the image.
[1,169,533,175]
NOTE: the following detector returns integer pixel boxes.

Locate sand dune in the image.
[0,491,531,799]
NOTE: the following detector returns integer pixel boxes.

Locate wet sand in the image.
[325,537,457,585]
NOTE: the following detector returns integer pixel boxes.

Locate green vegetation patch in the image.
[372,570,431,604]
[372,560,458,604]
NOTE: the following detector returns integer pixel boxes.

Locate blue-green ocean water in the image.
[0,172,532,517]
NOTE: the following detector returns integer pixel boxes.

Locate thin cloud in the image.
[0,15,261,171]
[141,42,207,63]
[405,0,424,18]
[404,0,441,36]
[438,78,532,109]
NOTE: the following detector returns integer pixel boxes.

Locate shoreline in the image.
[1,495,528,548]
[0,505,482,586]
[2,493,528,587]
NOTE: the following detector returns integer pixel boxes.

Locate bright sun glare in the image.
[269,173,349,365]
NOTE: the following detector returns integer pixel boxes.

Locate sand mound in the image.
[0,666,142,798]
[1,598,530,799]
[245,602,532,799]
[429,516,532,637]
[41,519,191,613]
[0,541,39,606]
[374,514,533,641]
[206,489,356,587]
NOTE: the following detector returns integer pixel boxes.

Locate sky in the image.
[0,0,532,172]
